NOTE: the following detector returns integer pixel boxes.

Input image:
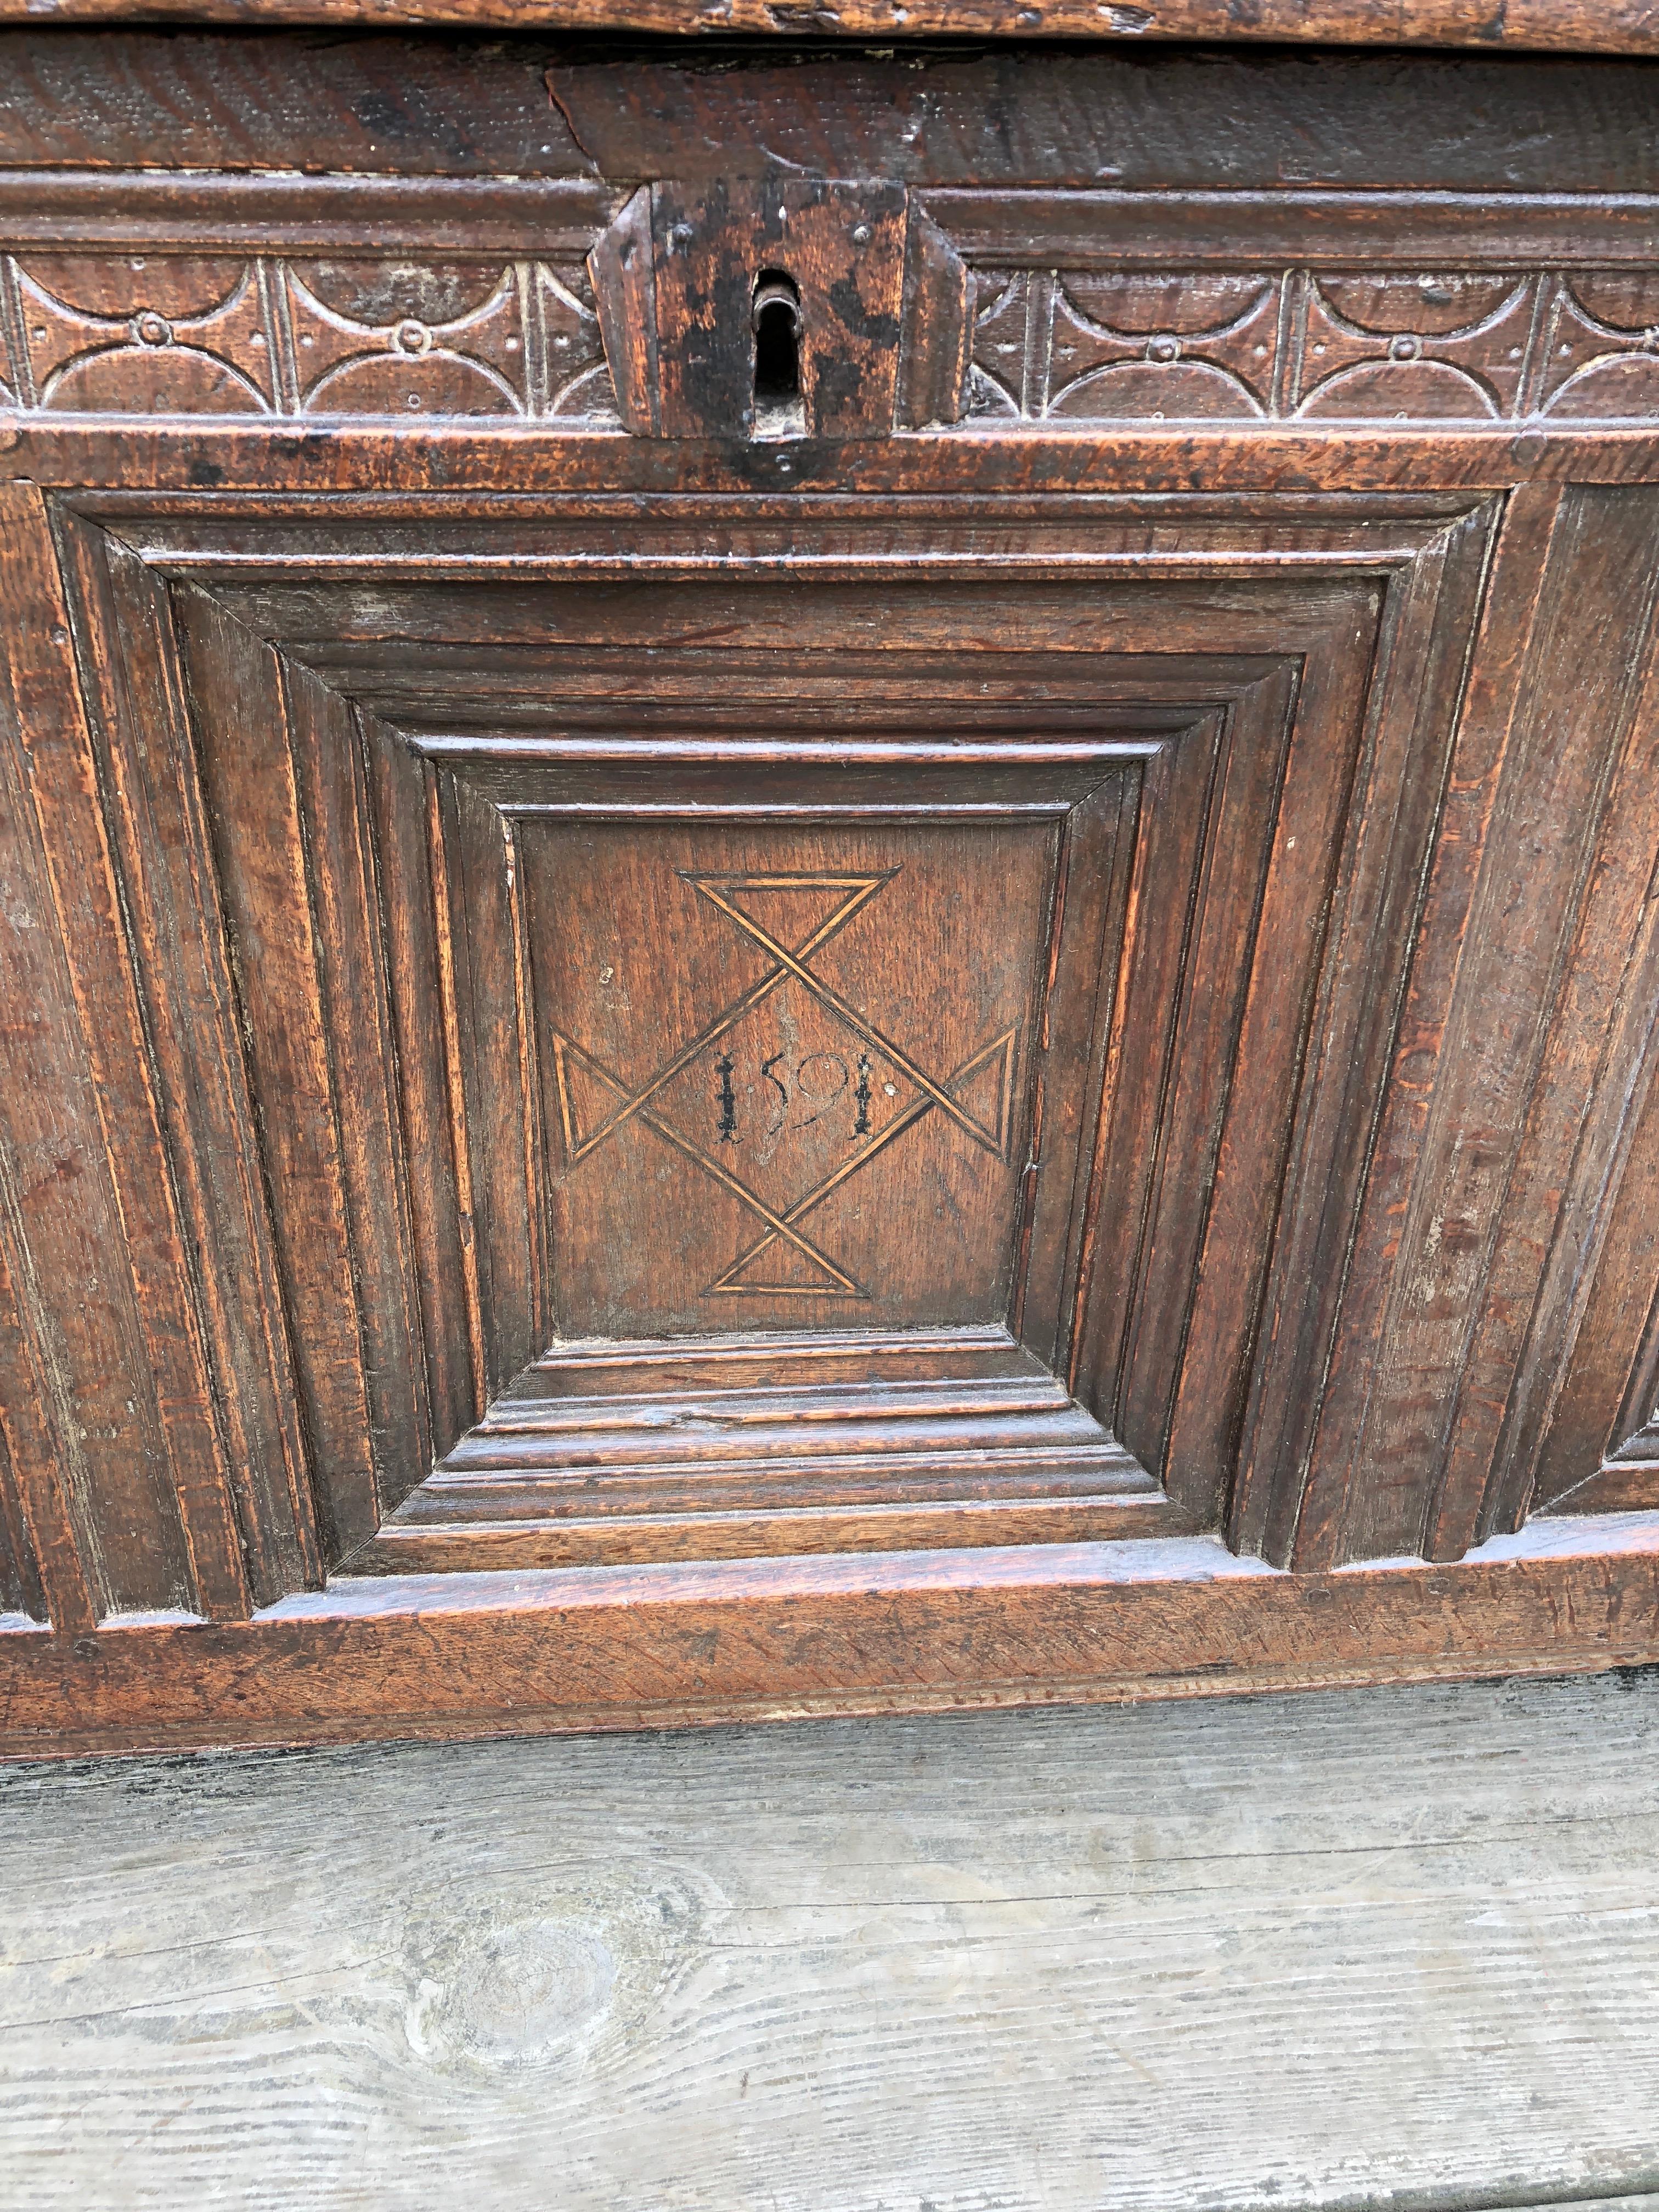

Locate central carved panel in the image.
[527,822,1050,1336]
[43,527,1522,1582]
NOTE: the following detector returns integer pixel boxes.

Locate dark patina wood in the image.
[1,3,1656,54]
[3,30,1659,1753]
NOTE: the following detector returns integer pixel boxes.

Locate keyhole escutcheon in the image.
[752,269,804,438]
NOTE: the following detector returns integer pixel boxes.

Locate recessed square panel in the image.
[523,819,1052,1338]
[49,529,1509,1584]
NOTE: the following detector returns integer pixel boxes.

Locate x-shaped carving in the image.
[552,871,1017,1299]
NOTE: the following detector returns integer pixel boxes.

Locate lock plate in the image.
[590,176,969,438]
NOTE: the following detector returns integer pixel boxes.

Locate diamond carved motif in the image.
[551,870,1018,1304]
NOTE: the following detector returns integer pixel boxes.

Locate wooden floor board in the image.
[4,1671,1659,2211]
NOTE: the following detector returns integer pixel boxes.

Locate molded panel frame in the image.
[0,482,1532,1606]
[2,425,1658,1746]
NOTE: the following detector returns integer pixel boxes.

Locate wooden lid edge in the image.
[1,0,1655,60]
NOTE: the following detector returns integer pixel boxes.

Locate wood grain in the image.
[11,453,1659,1701]
[548,46,1659,190]
[5,1671,1659,2208]
[5,31,1659,1743]
[1532,1032,1659,1511]
[175,587,383,1562]
[54,517,321,1605]
[9,41,1659,195]
[1291,486,1659,1569]
[0,1,1655,52]
[0,485,244,1625]
[16,42,1659,440]
[1,1517,1657,1757]
[18,424,1659,500]
[57,518,1495,1580]
[362,1328,1176,1570]
[359,713,481,1459]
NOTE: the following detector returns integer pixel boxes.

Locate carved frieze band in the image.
[969,269,1659,424]
[4,247,1659,426]
[0,256,617,420]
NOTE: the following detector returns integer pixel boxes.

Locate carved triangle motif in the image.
[554,867,1019,1302]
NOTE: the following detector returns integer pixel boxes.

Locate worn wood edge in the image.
[1395,2198,1659,2212]
[1327,2193,1659,2212]
[0,1,1654,55]
[2,1517,1655,1759]
[349,1491,1189,1570]
[12,180,1659,264]
[1537,1463,1659,1514]
[8,422,1659,498]
[12,179,1659,256]
[0,170,623,252]
[2,1637,1651,1762]
[1,1657,1652,1764]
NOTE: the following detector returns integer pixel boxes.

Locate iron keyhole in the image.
[752,269,805,438]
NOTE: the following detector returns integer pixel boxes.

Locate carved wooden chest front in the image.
[4,21,1659,1752]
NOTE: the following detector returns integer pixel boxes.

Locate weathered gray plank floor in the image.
[4,1669,1659,2212]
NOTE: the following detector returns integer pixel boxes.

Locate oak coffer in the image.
[4,7,1659,1753]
